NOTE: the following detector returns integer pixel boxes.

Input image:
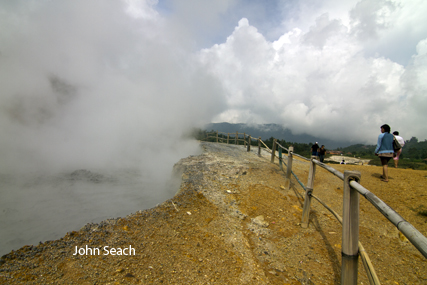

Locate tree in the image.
[408,137,418,144]
[407,147,419,159]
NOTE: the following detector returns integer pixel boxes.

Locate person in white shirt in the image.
[393,131,405,168]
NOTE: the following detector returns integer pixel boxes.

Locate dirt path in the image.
[1,142,426,284]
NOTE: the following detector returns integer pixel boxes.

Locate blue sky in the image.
[1,0,427,171]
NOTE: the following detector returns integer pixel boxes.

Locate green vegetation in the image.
[339,137,427,170]
[191,129,427,170]
[338,137,427,160]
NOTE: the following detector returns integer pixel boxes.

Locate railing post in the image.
[301,157,316,228]
[235,131,238,145]
[243,133,246,147]
[271,139,277,163]
[258,137,261,156]
[285,146,293,189]
[341,171,361,285]
[227,133,229,144]
[279,147,283,170]
[247,135,251,152]
[216,131,218,143]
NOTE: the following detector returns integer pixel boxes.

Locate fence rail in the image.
[201,130,427,285]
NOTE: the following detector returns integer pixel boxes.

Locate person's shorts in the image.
[378,153,393,165]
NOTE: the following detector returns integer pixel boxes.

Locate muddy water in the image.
[0,144,201,256]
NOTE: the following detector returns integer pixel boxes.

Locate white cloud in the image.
[200,2,426,143]
[349,0,427,64]
[399,38,427,136]
[124,0,159,19]
[349,0,397,40]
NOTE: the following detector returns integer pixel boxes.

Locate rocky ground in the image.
[0,141,426,284]
[325,155,371,165]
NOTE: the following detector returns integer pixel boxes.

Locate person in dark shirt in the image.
[311,142,320,158]
[318,145,326,162]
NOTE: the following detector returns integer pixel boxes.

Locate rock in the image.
[68,169,110,183]
[398,231,409,243]
[252,215,269,227]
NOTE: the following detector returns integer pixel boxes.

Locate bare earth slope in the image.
[1,142,426,284]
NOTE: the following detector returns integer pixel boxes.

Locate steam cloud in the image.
[0,0,224,174]
[0,0,228,255]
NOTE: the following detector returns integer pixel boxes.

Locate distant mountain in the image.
[204,122,358,149]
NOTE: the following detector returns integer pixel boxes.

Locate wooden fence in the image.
[205,131,249,145]
[202,131,427,285]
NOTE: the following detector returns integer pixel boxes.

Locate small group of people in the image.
[309,124,405,182]
[375,124,405,182]
[311,142,326,162]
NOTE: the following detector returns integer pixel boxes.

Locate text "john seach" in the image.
[73,245,135,256]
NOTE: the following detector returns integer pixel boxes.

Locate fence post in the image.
[227,133,229,144]
[271,139,277,163]
[235,131,238,145]
[216,131,218,143]
[341,171,361,285]
[243,133,246,147]
[285,146,293,189]
[301,157,316,228]
[279,147,283,170]
[258,137,261,156]
[247,135,251,152]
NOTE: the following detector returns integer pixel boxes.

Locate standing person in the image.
[393,131,405,168]
[318,145,326,162]
[311,142,320,158]
[374,124,394,182]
